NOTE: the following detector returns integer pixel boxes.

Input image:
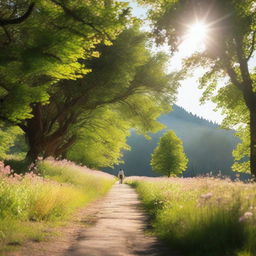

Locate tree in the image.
[138,0,256,175]
[151,130,188,177]
[21,26,182,163]
[0,0,129,123]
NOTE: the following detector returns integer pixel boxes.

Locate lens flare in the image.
[187,22,208,43]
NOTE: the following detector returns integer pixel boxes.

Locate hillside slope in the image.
[106,105,241,177]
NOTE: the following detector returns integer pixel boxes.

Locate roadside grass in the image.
[0,159,115,253]
[127,177,256,256]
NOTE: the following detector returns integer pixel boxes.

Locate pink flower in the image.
[0,162,13,176]
[239,212,253,222]
[200,192,213,200]
[244,212,253,218]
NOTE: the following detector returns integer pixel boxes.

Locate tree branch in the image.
[234,34,254,93]
[50,0,113,41]
[55,134,77,156]
[91,81,139,109]
[50,23,90,39]
[246,31,256,61]
[222,53,243,91]
[0,2,35,26]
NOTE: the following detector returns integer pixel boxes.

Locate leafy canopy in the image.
[22,26,181,165]
[0,0,129,122]
[67,107,131,168]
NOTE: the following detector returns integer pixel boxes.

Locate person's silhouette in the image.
[117,169,125,184]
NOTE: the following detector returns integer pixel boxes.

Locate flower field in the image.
[127,177,256,256]
[0,159,114,253]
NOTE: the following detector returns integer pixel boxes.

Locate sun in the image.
[169,21,210,70]
[180,22,208,56]
[187,22,207,43]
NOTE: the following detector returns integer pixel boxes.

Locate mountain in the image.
[105,105,247,178]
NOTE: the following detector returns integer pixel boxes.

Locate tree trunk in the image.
[24,104,44,164]
[23,103,76,162]
[25,127,44,164]
[43,137,63,158]
[249,109,256,177]
[26,146,41,164]
[244,89,256,177]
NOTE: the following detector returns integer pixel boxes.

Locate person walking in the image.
[117,169,125,184]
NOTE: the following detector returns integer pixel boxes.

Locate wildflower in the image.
[200,192,213,200]
[0,162,12,176]
[13,173,22,181]
[244,212,253,218]
[239,211,253,222]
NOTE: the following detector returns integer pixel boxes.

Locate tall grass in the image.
[128,177,256,256]
[0,159,114,252]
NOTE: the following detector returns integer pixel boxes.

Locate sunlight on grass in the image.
[0,159,114,253]
[127,177,256,256]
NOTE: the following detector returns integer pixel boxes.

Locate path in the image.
[66,183,174,256]
[8,183,179,256]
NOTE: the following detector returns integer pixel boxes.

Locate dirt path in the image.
[8,183,179,256]
[66,183,176,256]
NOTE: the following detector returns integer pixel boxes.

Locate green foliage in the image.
[129,177,256,256]
[151,130,188,176]
[232,127,250,173]
[0,124,23,159]
[23,26,180,164]
[0,0,129,122]
[67,107,131,168]
[78,26,174,135]
[210,82,251,173]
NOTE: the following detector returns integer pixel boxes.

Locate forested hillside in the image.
[107,105,242,177]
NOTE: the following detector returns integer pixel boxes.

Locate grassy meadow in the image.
[127,177,256,256]
[0,159,114,253]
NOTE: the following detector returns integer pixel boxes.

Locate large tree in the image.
[0,0,129,122]
[20,27,181,163]
[151,130,188,177]
[138,0,256,175]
